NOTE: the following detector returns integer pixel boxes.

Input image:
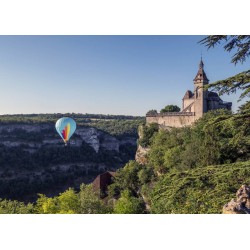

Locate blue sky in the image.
[0,35,249,116]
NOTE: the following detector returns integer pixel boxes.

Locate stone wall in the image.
[183,99,194,110]
[146,113,196,128]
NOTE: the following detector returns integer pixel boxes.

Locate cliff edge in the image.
[223,185,250,214]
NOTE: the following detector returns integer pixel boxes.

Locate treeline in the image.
[0,113,144,123]
[0,184,109,214]
[0,113,145,137]
[90,119,144,137]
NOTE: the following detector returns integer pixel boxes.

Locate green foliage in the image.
[0,199,34,214]
[35,194,59,214]
[200,35,250,64]
[138,123,159,147]
[113,190,145,214]
[108,108,250,214]
[35,188,80,214]
[150,161,250,214]
[138,165,154,185]
[238,100,250,114]
[57,188,80,214]
[34,185,109,214]
[108,161,144,197]
[148,128,186,173]
[199,35,250,101]
[78,184,110,214]
[147,109,249,174]
[137,109,250,214]
[89,119,144,138]
[160,105,180,113]
[108,161,154,213]
[146,110,158,116]
[207,70,250,101]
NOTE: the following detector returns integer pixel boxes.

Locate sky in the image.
[0,35,249,116]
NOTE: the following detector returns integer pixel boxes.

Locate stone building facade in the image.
[146,59,232,128]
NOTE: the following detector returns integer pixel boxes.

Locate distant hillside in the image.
[0,114,144,202]
[0,113,145,138]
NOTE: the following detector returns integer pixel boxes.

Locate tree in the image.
[146,110,158,116]
[109,161,143,196]
[35,189,80,214]
[160,105,180,113]
[199,35,250,101]
[35,194,58,214]
[113,190,145,214]
[200,35,250,64]
[138,123,159,147]
[78,184,110,214]
[0,199,34,214]
[57,188,80,214]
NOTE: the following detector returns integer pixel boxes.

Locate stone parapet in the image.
[146,112,195,117]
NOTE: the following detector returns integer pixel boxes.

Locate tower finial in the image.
[199,56,204,69]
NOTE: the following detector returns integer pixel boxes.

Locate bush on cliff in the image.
[138,123,159,148]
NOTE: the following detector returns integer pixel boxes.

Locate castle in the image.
[146,59,232,128]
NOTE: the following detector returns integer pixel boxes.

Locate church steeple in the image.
[194,58,209,83]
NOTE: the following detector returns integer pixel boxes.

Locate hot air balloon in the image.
[55,117,76,145]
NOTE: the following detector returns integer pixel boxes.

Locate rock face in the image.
[135,125,150,165]
[76,127,102,152]
[223,185,250,214]
[76,127,120,153]
[135,145,150,165]
[0,124,135,153]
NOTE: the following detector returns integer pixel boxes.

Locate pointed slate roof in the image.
[193,59,209,82]
[183,90,194,99]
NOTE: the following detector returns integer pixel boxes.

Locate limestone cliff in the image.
[135,145,150,165]
[223,185,250,214]
[135,125,149,164]
[0,123,135,153]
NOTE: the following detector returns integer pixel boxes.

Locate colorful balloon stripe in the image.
[66,123,70,140]
[61,123,71,141]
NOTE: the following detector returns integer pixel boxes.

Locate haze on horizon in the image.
[0,35,248,116]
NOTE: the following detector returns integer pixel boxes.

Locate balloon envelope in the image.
[55,117,76,144]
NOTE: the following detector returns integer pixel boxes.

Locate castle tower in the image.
[193,59,209,119]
